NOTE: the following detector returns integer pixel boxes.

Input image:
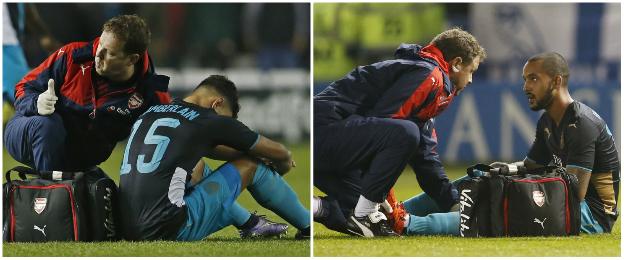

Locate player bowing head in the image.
[184,75,241,118]
[119,75,310,241]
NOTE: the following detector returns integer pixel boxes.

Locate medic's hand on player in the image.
[37,79,58,115]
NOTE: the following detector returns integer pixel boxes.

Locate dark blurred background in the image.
[4,3,310,143]
[313,3,621,163]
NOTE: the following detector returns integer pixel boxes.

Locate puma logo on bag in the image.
[33,225,47,237]
[533,218,547,229]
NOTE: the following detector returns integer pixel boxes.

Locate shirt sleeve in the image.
[565,119,598,172]
[210,116,260,152]
[526,118,553,166]
[407,119,458,210]
[14,45,68,116]
[409,120,443,171]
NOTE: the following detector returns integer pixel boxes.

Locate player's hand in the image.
[37,79,58,115]
[489,161,510,168]
[489,161,521,175]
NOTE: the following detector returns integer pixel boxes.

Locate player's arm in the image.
[14,44,68,116]
[211,117,294,175]
[205,145,245,161]
[566,166,592,201]
[521,118,553,170]
[248,136,294,175]
[564,120,599,201]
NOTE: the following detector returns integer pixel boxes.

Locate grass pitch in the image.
[313,166,621,257]
[3,142,311,257]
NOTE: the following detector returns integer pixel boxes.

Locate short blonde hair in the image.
[102,14,151,56]
[430,27,486,64]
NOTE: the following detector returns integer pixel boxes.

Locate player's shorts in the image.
[3,44,29,103]
[580,200,605,234]
[176,163,243,241]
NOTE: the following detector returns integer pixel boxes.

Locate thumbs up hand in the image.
[37,79,59,115]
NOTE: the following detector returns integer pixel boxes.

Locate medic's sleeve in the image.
[407,119,458,210]
[14,46,68,116]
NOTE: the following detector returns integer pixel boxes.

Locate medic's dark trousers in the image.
[314,115,422,214]
[4,113,67,171]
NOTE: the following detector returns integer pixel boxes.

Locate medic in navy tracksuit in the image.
[4,37,171,171]
[314,43,460,218]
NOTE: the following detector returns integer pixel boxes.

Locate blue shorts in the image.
[580,200,605,234]
[176,163,243,241]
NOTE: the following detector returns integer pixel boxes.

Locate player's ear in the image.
[211,97,224,109]
[554,75,564,87]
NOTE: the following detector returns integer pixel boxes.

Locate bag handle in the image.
[466,164,493,177]
[5,166,39,182]
[524,165,564,177]
[5,166,80,182]
[466,163,520,178]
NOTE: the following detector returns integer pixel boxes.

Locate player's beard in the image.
[531,80,556,111]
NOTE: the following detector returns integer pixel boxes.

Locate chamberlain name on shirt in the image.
[146,104,200,121]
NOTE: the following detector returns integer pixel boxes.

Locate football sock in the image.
[403,176,469,216]
[354,195,379,217]
[405,212,459,236]
[229,202,253,228]
[237,212,259,230]
[402,192,442,217]
[248,163,310,230]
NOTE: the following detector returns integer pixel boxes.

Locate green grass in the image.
[313,166,621,257]
[3,142,311,257]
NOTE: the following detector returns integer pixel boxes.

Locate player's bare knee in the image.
[190,160,205,185]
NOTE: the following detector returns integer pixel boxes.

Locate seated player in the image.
[118,75,310,241]
[330,52,619,236]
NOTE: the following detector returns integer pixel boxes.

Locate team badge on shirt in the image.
[128,93,144,109]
